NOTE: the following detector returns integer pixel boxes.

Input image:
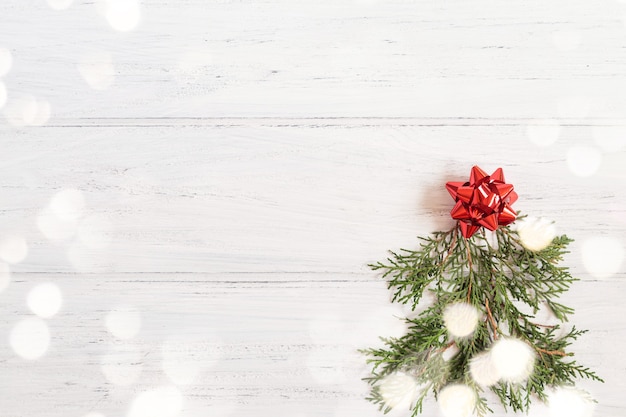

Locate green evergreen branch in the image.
[364,223,602,416]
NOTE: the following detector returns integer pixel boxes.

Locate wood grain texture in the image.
[1,1,625,417]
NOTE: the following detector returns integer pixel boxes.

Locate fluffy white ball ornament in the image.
[490,337,535,383]
[443,302,480,338]
[438,383,476,417]
[516,217,557,252]
[378,372,420,410]
[469,351,501,386]
[547,386,595,417]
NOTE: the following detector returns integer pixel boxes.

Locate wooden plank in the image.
[2,1,626,118]
[0,276,621,417]
[0,125,623,278]
[1,0,624,416]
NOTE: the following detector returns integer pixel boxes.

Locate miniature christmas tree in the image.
[363,166,602,417]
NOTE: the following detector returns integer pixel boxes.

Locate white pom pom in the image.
[490,338,535,383]
[438,383,476,417]
[548,386,595,417]
[469,351,500,386]
[443,302,480,338]
[516,217,556,252]
[378,372,420,410]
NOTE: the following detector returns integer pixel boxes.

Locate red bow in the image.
[445,166,518,238]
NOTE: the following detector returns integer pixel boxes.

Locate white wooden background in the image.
[1,1,626,416]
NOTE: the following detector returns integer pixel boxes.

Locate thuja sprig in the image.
[362,224,602,417]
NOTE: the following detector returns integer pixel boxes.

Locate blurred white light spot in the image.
[0,263,10,293]
[46,0,74,10]
[50,188,85,221]
[161,337,222,385]
[552,31,582,51]
[378,372,420,410]
[443,302,480,338]
[516,217,557,251]
[592,125,626,152]
[4,96,51,127]
[9,317,50,360]
[161,340,200,386]
[526,120,561,147]
[78,52,115,90]
[105,307,141,339]
[0,82,6,109]
[83,413,106,417]
[582,236,624,279]
[37,208,77,241]
[548,386,595,417]
[78,215,112,249]
[0,47,12,77]
[100,344,143,386]
[27,283,63,318]
[557,96,590,119]
[438,383,476,417]
[100,0,141,32]
[567,145,602,177]
[0,235,28,264]
[128,386,183,417]
[490,338,535,383]
[566,146,602,177]
[469,351,500,386]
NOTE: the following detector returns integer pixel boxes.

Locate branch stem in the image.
[485,298,499,340]
[536,347,570,356]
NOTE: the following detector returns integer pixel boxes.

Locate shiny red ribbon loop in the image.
[446,166,518,238]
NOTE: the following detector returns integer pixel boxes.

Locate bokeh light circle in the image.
[443,302,480,338]
[27,283,63,318]
[0,235,28,264]
[0,82,6,109]
[592,125,626,152]
[78,214,112,249]
[516,217,556,252]
[526,120,561,147]
[9,317,51,360]
[566,146,602,177]
[37,207,77,241]
[50,189,85,221]
[105,307,141,339]
[101,0,141,32]
[581,236,624,279]
[490,338,535,383]
[0,47,12,77]
[548,386,594,417]
[0,262,10,293]
[161,337,222,386]
[377,372,420,410]
[469,351,500,386]
[46,0,74,10]
[100,344,143,386]
[552,31,582,51]
[78,52,115,90]
[128,386,183,417]
[4,96,51,127]
[438,383,476,417]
